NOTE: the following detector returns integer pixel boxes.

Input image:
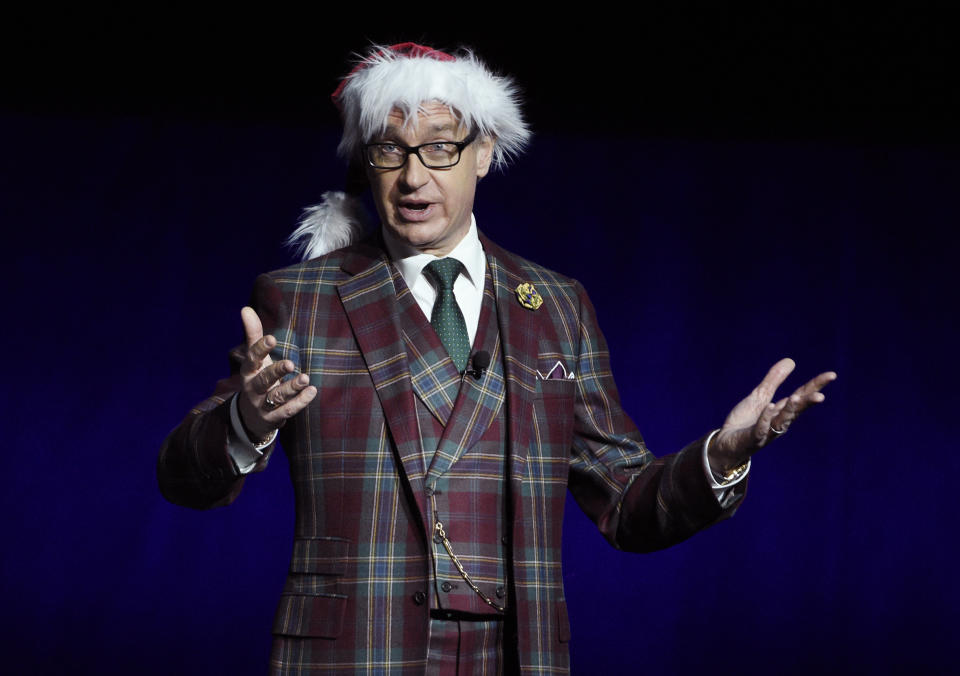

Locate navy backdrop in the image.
[2,14,958,675]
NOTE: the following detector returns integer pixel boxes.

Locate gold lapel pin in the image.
[515,282,543,310]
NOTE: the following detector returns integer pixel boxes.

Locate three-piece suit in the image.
[158,231,743,673]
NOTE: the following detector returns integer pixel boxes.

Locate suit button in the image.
[441,581,455,593]
[496,586,505,599]
[412,591,426,605]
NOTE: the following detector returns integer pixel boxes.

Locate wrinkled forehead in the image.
[369,101,469,139]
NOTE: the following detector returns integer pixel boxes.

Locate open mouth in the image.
[398,201,434,221]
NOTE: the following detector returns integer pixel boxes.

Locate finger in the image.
[770,396,789,416]
[262,384,318,423]
[263,373,311,408]
[753,357,796,403]
[797,371,838,399]
[248,334,276,366]
[240,308,276,376]
[754,402,779,447]
[770,393,803,433]
[250,360,295,395]
[787,371,837,413]
[241,306,263,348]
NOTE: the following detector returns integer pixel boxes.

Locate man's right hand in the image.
[236,306,317,442]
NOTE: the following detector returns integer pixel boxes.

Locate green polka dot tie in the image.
[424,258,471,372]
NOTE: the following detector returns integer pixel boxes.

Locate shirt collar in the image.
[382,214,485,291]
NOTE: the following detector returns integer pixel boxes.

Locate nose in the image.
[398,151,430,191]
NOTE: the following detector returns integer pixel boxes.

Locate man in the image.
[158,43,835,674]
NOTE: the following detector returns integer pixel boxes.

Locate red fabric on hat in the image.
[330,42,456,111]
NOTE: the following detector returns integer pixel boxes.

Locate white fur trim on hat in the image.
[336,46,530,169]
[286,191,368,260]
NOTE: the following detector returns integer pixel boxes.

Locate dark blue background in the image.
[2,11,957,675]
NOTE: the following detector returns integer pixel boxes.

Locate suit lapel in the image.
[394,278,461,428]
[482,236,540,496]
[337,242,427,507]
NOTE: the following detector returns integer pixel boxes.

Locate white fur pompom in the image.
[286,191,368,261]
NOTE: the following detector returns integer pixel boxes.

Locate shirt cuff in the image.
[228,393,277,474]
[702,429,750,507]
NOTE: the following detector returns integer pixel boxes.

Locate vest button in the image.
[501,535,508,545]
[441,581,455,593]
[496,585,505,599]
[425,487,434,496]
[433,532,443,544]
[412,590,426,605]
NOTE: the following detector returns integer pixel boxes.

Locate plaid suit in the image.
[158,232,742,674]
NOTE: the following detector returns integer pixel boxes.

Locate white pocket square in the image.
[536,360,575,380]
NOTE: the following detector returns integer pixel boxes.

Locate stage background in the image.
[2,9,957,675]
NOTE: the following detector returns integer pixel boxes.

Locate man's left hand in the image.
[708,358,837,475]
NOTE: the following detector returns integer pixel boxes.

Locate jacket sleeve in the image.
[156,273,291,510]
[565,281,745,553]
[156,364,253,509]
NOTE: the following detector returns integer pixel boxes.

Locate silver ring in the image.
[770,424,786,435]
[264,393,279,410]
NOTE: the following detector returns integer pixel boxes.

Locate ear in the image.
[474,136,495,179]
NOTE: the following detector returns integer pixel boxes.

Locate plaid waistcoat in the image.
[158,232,741,675]
[397,264,509,617]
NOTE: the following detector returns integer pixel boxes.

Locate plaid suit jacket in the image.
[158,232,742,674]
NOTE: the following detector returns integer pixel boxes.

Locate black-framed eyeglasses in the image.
[363,130,479,169]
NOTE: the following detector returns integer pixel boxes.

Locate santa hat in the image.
[287,43,530,261]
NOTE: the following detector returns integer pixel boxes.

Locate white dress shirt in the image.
[381,214,486,345]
